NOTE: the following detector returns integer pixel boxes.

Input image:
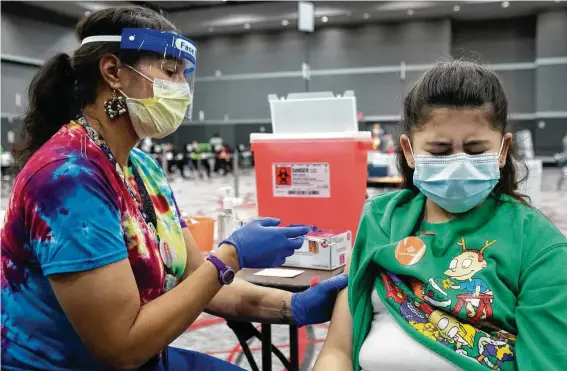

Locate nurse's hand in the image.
[291,274,348,327]
[221,218,309,269]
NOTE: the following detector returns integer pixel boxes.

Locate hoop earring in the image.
[104,90,127,119]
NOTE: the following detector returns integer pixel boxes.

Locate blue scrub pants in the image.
[142,347,245,371]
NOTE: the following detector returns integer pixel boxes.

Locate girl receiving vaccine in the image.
[315,60,567,371]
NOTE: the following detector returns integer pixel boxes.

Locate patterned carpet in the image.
[0,168,565,370]
[171,313,328,370]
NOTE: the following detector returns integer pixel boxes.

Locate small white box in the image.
[283,230,352,270]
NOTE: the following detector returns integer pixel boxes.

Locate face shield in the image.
[82,28,197,123]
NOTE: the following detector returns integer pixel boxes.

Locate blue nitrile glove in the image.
[290,274,349,327]
[221,218,309,269]
[287,224,324,232]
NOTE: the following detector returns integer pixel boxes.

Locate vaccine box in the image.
[283,230,352,270]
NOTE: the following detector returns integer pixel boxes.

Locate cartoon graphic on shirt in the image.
[422,237,495,323]
[477,336,515,370]
[454,331,516,371]
[428,309,477,349]
[423,277,453,308]
[383,273,428,324]
[444,238,495,322]
[381,270,515,371]
[408,320,441,342]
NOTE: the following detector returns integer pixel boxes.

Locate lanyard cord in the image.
[130,161,158,231]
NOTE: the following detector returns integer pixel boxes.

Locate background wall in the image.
[2,7,566,157]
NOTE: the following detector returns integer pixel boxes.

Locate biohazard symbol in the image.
[275,166,292,186]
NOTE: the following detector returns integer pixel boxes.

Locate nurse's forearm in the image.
[120,245,240,369]
[207,279,294,322]
[180,229,293,322]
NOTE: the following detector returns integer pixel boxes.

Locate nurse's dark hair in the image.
[12,6,178,170]
[397,60,529,205]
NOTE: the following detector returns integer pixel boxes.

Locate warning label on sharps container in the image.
[272,163,330,198]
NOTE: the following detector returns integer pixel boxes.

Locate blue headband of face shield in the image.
[81,28,197,75]
[81,28,197,121]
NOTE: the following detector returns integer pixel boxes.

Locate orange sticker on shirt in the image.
[395,237,426,266]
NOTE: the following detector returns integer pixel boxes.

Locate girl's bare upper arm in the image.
[314,288,353,371]
[326,288,353,351]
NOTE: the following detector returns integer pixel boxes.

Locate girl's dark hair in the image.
[398,60,529,204]
[12,7,178,170]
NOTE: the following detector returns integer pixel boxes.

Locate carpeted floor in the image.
[171,313,328,370]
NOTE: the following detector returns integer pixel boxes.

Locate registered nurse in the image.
[1,7,347,371]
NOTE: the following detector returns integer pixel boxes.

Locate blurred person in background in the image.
[190,141,211,179]
[140,137,153,153]
[238,143,254,168]
[209,132,223,148]
[183,142,194,172]
[174,145,188,179]
[163,143,178,179]
[1,7,347,371]
[209,133,223,173]
[370,123,384,151]
[214,144,233,175]
[151,143,163,165]
[315,61,567,371]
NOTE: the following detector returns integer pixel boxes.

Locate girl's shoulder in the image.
[359,190,426,242]
[366,189,420,206]
[364,189,424,220]
[496,195,564,239]
[494,195,567,263]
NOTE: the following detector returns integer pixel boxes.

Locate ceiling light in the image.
[321,16,329,23]
[81,2,111,11]
[453,5,460,12]
[407,9,414,16]
[363,13,370,19]
[244,23,251,29]
[501,1,510,8]
[378,1,434,11]
[281,19,289,26]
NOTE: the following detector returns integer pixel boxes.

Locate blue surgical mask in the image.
[411,141,503,213]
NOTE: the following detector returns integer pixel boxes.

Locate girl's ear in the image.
[499,133,513,168]
[400,134,415,169]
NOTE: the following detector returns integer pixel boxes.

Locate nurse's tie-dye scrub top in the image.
[1,122,188,370]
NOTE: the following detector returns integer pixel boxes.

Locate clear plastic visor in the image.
[81,28,197,119]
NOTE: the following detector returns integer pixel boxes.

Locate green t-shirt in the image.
[189,152,201,160]
[349,190,567,371]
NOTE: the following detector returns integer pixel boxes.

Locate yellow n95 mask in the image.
[121,66,192,139]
